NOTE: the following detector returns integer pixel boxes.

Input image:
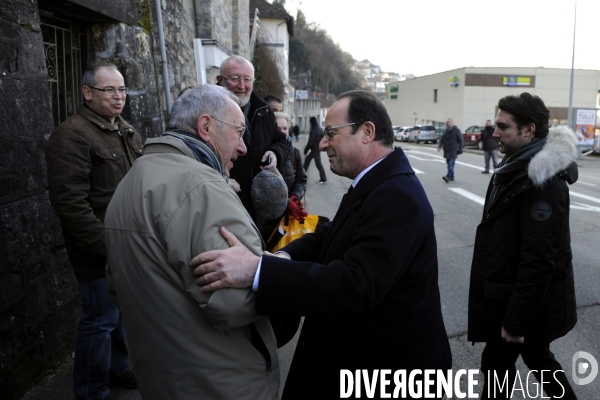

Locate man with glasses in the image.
[104,84,280,399]
[192,90,452,399]
[217,55,291,228]
[45,63,142,400]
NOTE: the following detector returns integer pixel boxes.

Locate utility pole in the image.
[567,0,577,129]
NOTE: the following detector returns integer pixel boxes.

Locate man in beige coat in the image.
[105,84,280,400]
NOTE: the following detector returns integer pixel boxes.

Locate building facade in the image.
[384,67,600,134]
[249,0,294,114]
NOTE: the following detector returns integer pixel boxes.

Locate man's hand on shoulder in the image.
[501,326,524,344]
[191,227,259,293]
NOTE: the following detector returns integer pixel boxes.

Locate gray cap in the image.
[251,169,288,220]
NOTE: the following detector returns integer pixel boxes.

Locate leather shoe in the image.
[481,171,490,174]
[110,370,138,389]
[442,176,449,183]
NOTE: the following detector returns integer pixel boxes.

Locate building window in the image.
[40,11,86,127]
[434,89,438,103]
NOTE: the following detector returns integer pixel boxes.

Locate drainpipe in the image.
[155,0,172,115]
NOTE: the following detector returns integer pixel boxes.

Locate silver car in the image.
[409,125,438,144]
[393,126,412,142]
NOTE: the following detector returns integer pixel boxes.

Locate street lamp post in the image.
[567,0,577,129]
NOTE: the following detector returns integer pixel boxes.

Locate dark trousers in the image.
[74,278,132,400]
[480,337,577,399]
[303,150,327,182]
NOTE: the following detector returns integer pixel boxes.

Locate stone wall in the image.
[0,1,80,399]
[0,0,251,397]
[87,21,164,139]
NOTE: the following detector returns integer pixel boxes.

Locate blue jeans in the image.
[484,149,498,172]
[446,158,456,179]
[74,278,131,400]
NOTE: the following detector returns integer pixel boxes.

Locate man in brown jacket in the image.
[45,63,143,400]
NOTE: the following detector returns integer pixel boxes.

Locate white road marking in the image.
[448,188,485,205]
[407,149,485,170]
[412,168,424,174]
[570,190,600,204]
[447,188,600,213]
[576,180,596,187]
[571,202,600,212]
[407,155,445,162]
[456,160,485,171]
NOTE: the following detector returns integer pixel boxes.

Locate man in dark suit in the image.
[192,90,452,399]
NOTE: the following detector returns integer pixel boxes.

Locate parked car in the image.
[393,126,413,142]
[408,125,438,144]
[463,125,484,149]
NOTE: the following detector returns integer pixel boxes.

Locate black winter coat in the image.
[278,146,306,200]
[438,125,463,159]
[481,126,497,151]
[468,126,578,343]
[229,92,291,220]
[304,125,323,155]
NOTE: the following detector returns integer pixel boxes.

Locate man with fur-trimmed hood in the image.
[468,93,578,399]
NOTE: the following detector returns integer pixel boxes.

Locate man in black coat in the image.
[480,119,498,174]
[468,93,578,399]
[303,116,328,183]
[437,118,463,182]
[217,56,291,223]
[192,90,452,399]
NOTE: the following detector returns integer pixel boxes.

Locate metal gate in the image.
[40,12,85,127]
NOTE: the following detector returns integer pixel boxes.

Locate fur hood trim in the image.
[528,125,577,187]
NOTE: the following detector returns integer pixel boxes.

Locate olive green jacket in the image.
[105,135,279,400]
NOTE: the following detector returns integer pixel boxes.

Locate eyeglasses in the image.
[210,116,246,139]
[220,76,255,84]
[324,122,356,140]
[88,86,129,96]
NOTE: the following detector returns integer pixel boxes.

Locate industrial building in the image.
[384,67,600,148]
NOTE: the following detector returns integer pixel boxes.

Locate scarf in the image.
[164,128,265,249]
[163,129,228,183]
[486,137,546,212]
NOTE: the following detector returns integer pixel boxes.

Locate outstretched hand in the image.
[191,227,260,293]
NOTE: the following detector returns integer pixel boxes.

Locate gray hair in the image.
[219,55,254,77]
[167,84,238,133]
[82,63,120,87]
[274,111,291,127]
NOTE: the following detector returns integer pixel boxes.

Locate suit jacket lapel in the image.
[318,148,413,259]
[320,186,356,257]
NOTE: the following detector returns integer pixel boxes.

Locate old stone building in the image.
[0,0,258,398]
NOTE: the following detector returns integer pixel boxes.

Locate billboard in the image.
[575,109,596,146]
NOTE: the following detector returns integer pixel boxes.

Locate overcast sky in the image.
[283,0,599,77]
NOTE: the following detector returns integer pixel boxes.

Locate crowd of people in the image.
[44,56,580,399]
